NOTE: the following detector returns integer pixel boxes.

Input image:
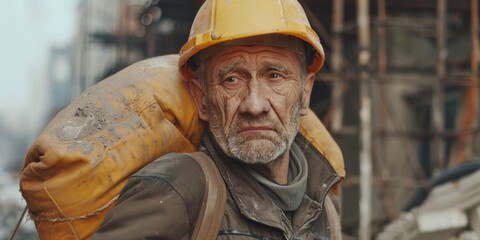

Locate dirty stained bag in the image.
[20,54,345,239]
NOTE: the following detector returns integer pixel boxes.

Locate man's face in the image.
[191,45,315,165]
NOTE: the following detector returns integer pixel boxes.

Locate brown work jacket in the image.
[94,132,342,240]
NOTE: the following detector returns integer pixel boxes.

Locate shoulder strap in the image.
[325,193,343,240]
[187,152,227,240]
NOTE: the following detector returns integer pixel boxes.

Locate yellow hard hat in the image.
[178,0,325,80]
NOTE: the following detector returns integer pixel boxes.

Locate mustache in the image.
[233,115,282,132]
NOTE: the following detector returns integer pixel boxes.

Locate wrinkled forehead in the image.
[195,35,306,64]
[209,45,301,63]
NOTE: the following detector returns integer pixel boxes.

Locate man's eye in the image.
[224,76,238,83]
[269,72,283,80]
[271,73,280,78]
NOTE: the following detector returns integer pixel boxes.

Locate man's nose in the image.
[238,84,271,116]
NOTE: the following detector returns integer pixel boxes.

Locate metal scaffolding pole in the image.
[357,0,373,239]
[375,0,398,221]
[449,0,479,165]
[473,0,480,156]
[432,0,447,172]
[331,0,345,132]
[377,0,386,75]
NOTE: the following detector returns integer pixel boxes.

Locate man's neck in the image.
[250,151,290,185]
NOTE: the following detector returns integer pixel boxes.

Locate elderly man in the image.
[94,0,343,239]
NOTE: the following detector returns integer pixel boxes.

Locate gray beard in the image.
[207,99,302,165]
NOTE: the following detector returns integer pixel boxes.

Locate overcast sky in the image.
[0,0,78,134]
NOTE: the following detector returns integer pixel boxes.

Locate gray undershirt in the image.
[246,142,308,211]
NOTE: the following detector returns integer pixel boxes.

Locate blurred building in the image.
[48,45,74,115]
[71,0,201,94]
[0,118,28,172]
[68,0,480,239]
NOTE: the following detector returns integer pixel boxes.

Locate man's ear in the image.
[299,72,315,116]
[188,79,210,121]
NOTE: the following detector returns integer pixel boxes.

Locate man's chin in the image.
[234,138,277,151]
[229,139,286,165]
[234,153,276,165]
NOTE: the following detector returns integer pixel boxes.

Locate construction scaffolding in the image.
[323,0,479,239]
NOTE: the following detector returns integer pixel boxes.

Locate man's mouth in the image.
[238,126,276,135]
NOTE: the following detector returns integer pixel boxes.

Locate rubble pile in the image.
[377,168,480,240]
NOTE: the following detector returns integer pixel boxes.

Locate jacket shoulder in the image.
[94,153,207,239]
[132,152,206,197]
